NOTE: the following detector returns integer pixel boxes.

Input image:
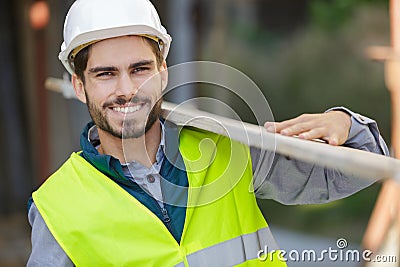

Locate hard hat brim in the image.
[59,25,172,75]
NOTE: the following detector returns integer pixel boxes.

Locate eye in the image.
[96,71,114,78]
[132,67,150,74]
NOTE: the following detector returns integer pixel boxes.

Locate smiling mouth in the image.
[112,104,144,114]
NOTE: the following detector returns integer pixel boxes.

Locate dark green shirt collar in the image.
[79,120,183,185]
[79,121,128,183]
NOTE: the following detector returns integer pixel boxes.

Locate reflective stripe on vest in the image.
[175,227,280,267]
[33,127,287,266]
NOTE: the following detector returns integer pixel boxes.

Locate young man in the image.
[28,0,388,266]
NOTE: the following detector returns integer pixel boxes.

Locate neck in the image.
[97,120,161,168]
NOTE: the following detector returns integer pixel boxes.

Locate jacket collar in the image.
[79,120,181,183]
[80,121,127,182]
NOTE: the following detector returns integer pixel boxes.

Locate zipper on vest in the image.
[152,197,175,239]
[161,207,171,225]
[159,203,179,242]
[125,176,177,242]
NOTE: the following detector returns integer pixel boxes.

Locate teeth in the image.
[113,105,141,114]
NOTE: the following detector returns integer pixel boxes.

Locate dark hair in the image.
[73,37,164,84]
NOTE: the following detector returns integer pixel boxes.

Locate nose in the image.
[115,73,138,98]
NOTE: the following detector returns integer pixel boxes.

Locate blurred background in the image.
[0,0,392,266]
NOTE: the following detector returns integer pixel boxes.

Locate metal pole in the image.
[35,26,50,182]
[166,0,197,104]
[363,0,400,262]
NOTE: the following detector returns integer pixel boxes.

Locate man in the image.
[28,0,388,266]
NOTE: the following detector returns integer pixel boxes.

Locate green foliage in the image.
[206,4,391,140]
[201,3,391,240]
[310,0,356,30]
[309,0,388,31]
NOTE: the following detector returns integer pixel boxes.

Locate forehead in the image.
[87,36,156,65]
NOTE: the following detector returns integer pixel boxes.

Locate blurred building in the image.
[0,0,312,215]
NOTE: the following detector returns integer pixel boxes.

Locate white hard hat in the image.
[59,0,172,74]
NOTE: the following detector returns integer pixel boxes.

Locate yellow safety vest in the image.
[33,127,286,266]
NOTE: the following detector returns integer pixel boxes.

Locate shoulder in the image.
[28,203,74,266]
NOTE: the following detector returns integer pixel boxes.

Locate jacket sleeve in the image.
[252,108,389,205]
[27,202,74,267]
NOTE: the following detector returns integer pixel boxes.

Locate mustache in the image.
[103,95,152,108]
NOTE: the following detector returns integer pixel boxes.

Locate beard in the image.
[86,92,162,139]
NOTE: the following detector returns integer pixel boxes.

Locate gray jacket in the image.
[27,108,388,266]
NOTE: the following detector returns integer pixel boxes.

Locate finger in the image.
[280,121,315,136]
[328,136,339,146]
[273,119,300,133]
[264,122,276,133]
[273,114,316,133]
[298,128,325,140]
[299,129,340,146]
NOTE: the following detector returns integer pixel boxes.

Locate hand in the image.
[264,111,351,146]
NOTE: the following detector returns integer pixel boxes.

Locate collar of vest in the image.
[79,119,184,185]
[79,121,127,183]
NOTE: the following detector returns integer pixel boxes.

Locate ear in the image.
[72,74,87,103]
[160,61,168,91]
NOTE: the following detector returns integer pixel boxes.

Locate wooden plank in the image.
[45,77,400,182]
[162,102,400,182]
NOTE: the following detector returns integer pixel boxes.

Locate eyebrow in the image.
[129,60,155,69]
[88,60,155,74]
[88,66,117,74]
